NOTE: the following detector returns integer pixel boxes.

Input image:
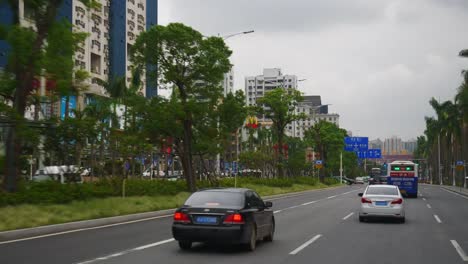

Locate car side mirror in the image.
[358,193,363,197]
[264,201,273,208]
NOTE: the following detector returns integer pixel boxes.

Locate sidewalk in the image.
[440,185,468,197]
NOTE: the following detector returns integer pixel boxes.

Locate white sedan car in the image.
[358,185,405,223]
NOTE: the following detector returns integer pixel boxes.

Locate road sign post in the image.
[315,160,323,169]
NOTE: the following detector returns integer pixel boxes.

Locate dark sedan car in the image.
[172,188,275,251]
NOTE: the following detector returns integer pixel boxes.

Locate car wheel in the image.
[264,220,275,242]
[359,216,366,222]
[400,217,405,224]
[178,241,192,250]
[245,224,257,251]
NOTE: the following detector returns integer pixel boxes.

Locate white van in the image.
[32,165,84,184]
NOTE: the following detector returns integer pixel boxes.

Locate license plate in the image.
[375,201,387,206]
[195,216,217,224]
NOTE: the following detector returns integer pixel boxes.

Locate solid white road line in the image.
[442,188,468,200]
[289,234,322,255]
[302,201,317,206]
[274,210,282,214]
[451,240,468,261]
[427,204,432,209]
[0,214,173,245]
[342,212,354,220]
[434,214,442,223]
[75,238,175,264]
[422,198,427,201]
[2,187,360,245]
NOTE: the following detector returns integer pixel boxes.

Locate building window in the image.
[92,14,102,24]
[75,19,85,28]
[90,53,101,74]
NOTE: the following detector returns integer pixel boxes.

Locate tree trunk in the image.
[182,118,196,192]
[277,132,285,178]
[75,141,82,167]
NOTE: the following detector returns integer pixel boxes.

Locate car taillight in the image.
[223,213,245,224]
[173,212,190,223]
[361,198,372,203]
[391,198,403,204]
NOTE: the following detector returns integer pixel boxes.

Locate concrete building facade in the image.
[287,96,339,139]
[0,0,158,107]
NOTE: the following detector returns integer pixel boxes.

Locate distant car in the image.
[355,177,365,184]
[358,185,405,223]
[142,168,165,178]
[172,188,275,251]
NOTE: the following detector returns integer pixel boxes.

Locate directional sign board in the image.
[367,149,382,159]
[355,149,382,159]
[456,160,464,171]
[344,137,369,152]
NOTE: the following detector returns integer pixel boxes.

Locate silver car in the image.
[358,185,405,223]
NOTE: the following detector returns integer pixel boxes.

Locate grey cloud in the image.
[159,0,468,139]
[163,0,387,35]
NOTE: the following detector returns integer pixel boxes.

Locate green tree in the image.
[218,90,248,162]
[131,23,232,191]
[0,0,97,192]
[304,120,349,180]
[257,88,305,177]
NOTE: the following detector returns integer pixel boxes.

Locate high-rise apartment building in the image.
[245,68,298,109]
[383,137,403,155]
[369,138,383,150]
[287,96,339,139]
[222,70,235,96]
[0,0,158,109]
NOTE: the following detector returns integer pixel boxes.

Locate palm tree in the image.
[455,71,468,166]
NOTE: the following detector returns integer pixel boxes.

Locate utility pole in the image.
[438,134,442,185]
[452,162,456,187]
[464,161,467,189]
[340,151,343,184]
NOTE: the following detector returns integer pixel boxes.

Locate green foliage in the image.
[0,176,328,207]
[257,88,305,137]
[131,23,233,190]
[304,120,359,177]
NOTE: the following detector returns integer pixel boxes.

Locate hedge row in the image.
[0,176,338,207]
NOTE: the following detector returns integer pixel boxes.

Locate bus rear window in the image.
[391,165,414,171]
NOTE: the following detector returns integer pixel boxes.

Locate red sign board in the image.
[390,172,415,177]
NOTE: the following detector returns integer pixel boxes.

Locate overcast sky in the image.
[157,0,468,141]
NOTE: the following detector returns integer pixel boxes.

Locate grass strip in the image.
[0,183,339,232]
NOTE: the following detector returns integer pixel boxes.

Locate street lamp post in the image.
[221,30,255,40]
[213,30,254,178]
[459,49,468,57]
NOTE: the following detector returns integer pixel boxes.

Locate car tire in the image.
[359,216,366,222]
[178,241,192,250]
[264,220,275,242]
[400,217,405,224]
[245,224,257,251]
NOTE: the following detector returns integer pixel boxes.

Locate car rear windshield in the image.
[366,187,398,195]
[184,191,244,208]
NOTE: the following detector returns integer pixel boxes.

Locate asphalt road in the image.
[1,184,468,264]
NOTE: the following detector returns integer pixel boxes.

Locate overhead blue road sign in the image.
[344,137,369,152]
[356,151,367,159]
[367,149,382,159]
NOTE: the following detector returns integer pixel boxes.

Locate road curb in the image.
[441,186,468,197]
[0,184,346,242]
